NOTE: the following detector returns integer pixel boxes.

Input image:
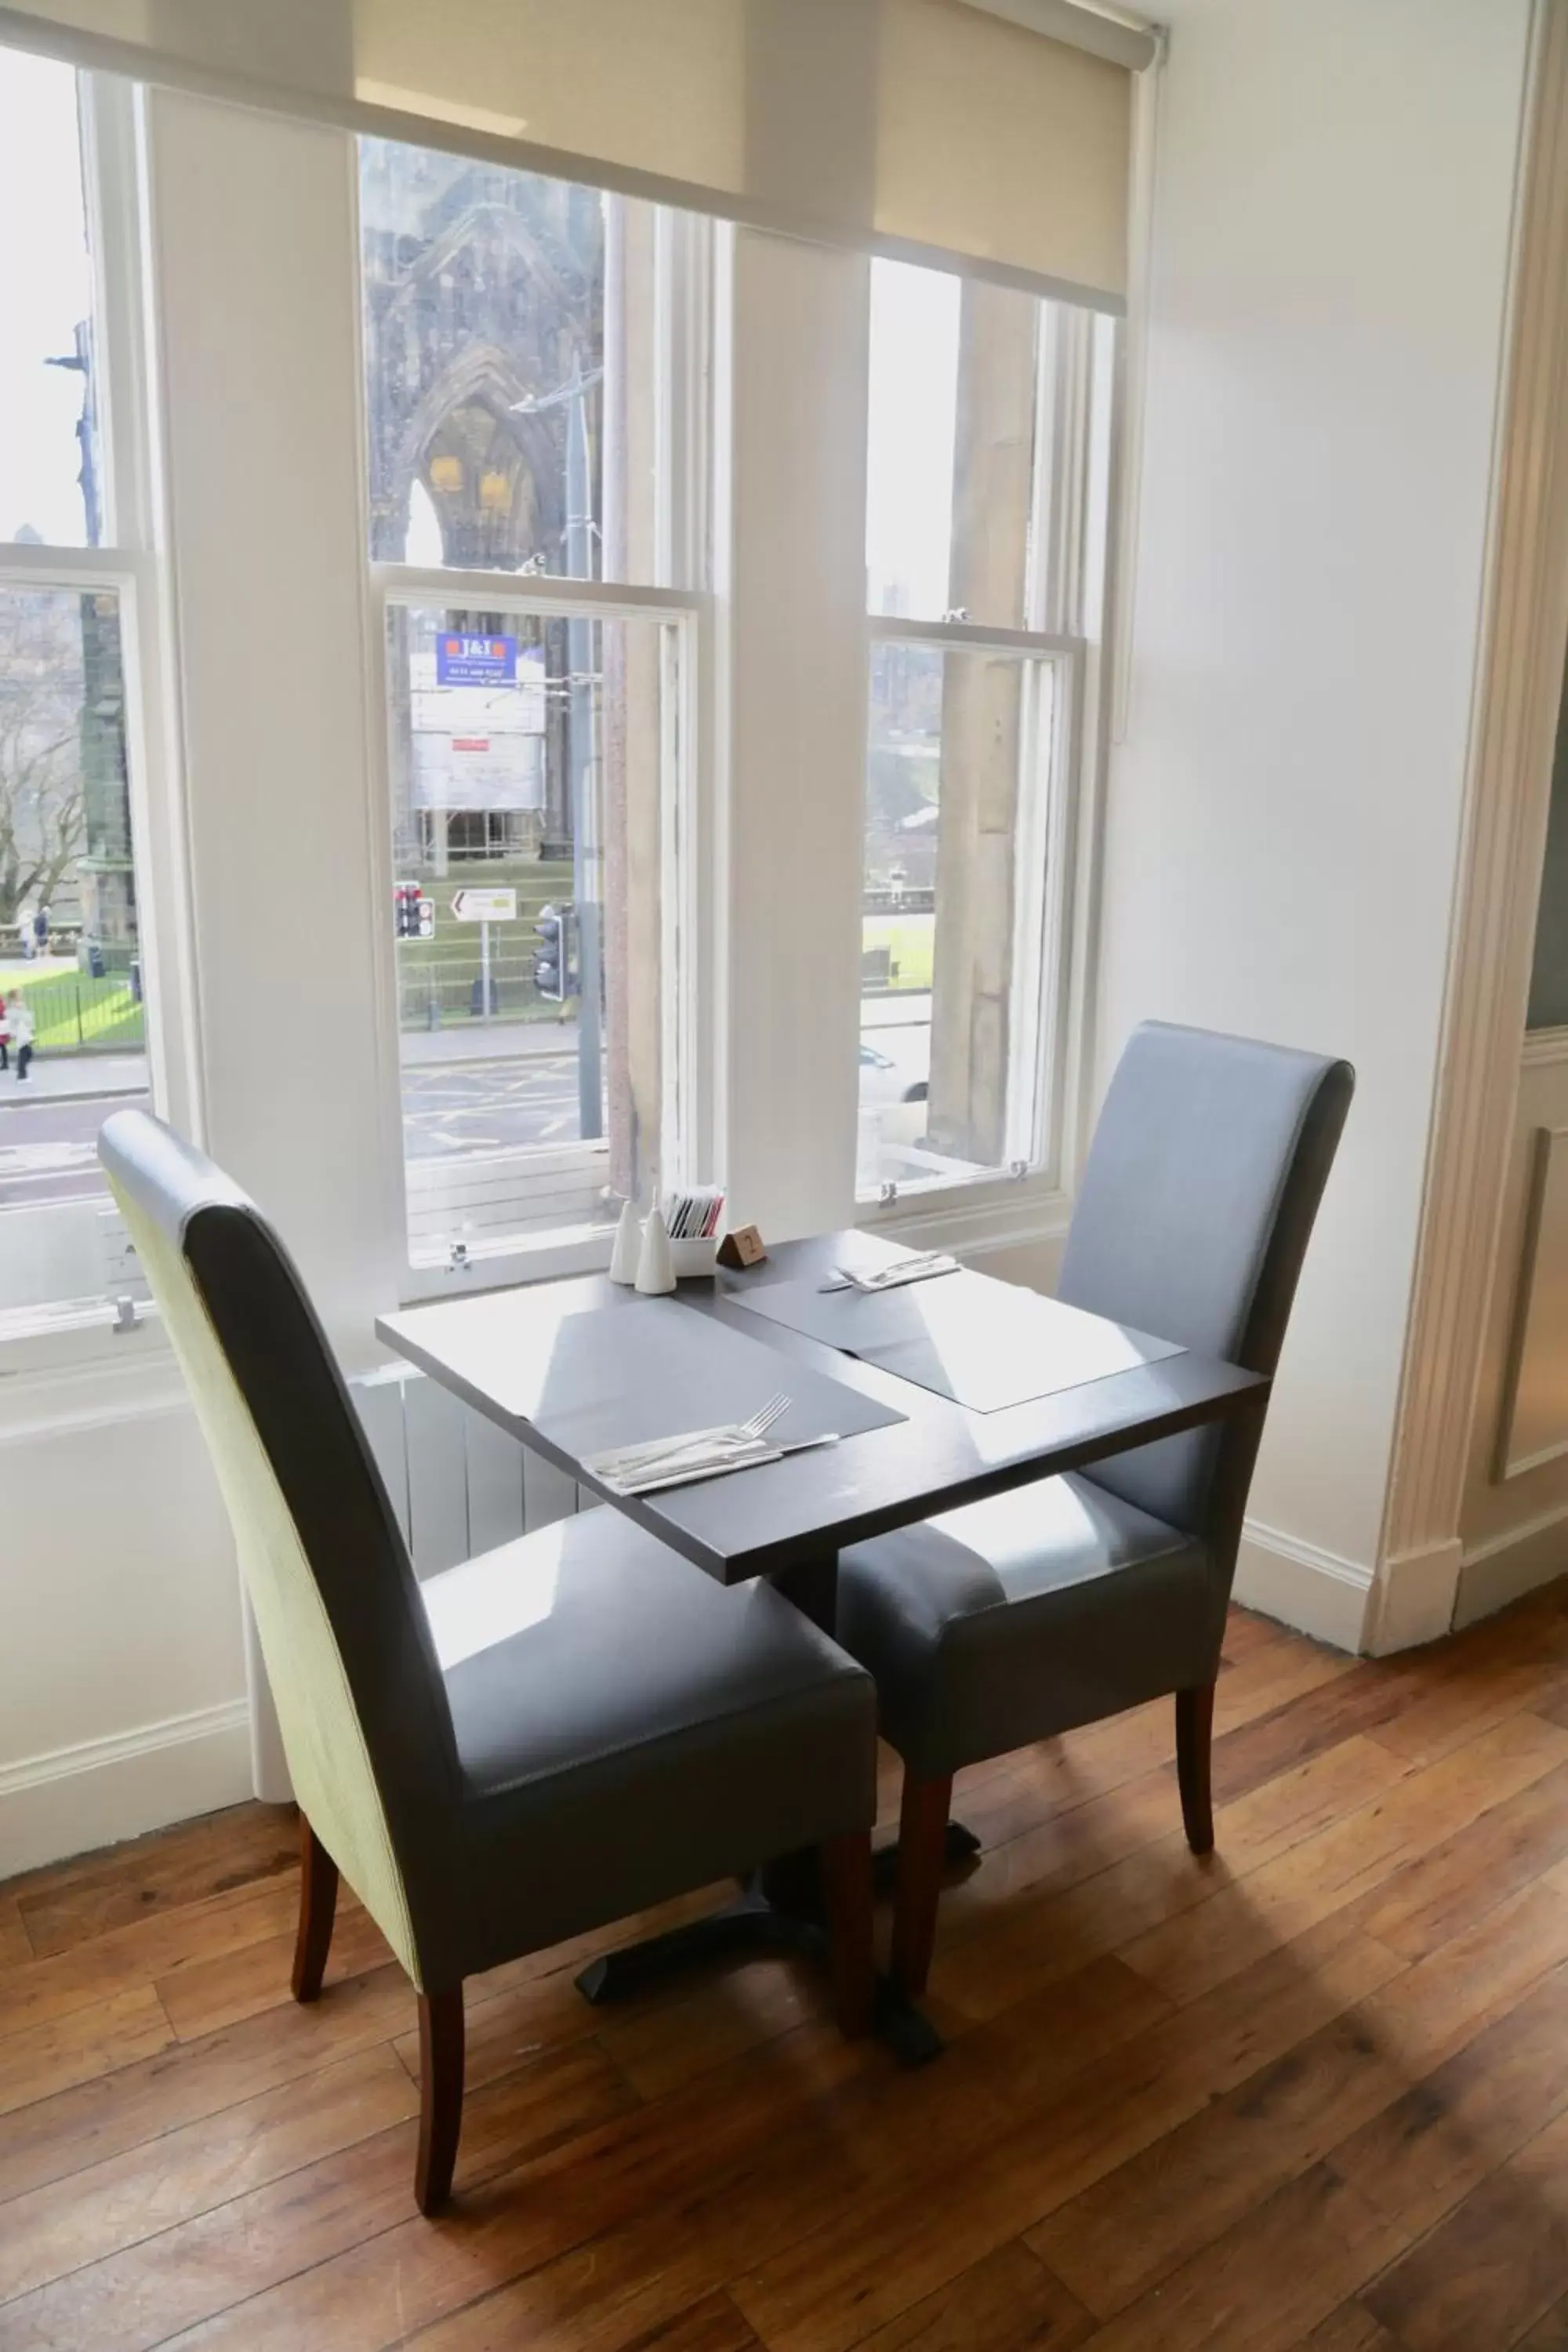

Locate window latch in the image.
[880,1181,898,1207]
[111,1295,139,1334]
[1008,1160,1030,1181]
[448,1240,470,1273]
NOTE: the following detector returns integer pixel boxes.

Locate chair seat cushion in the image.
[837,1473,1217,1779]
[422,1508,876,1975]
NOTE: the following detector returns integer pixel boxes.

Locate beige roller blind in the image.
[878,1,1133,299]
[0,0,1146,303]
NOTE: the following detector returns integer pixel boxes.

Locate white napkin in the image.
[586,1426,837,1496]
[821,1253,960,1294]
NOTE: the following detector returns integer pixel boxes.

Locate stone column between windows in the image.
[928,281,1038,1170]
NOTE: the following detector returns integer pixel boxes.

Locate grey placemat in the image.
[492,1296,906,1461]
[729,1270,1185,1413]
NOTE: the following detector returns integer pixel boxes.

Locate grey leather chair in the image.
[835,1022,1353,1995]
[99,1110,878,2213]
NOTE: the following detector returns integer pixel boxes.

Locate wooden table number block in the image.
[717,1225,768,1270]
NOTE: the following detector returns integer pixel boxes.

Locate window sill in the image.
[858,1179,1072,1262]
[0,1305,182,1440]
[399,1220,615,1305]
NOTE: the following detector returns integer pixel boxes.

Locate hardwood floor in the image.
[7,1590,1568,2348]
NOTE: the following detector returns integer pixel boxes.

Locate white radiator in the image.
[353,1365,586,1577]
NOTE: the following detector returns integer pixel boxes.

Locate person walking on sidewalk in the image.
[0,992,9,1073]
[12,996,34,1080]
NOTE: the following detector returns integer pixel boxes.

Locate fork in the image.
[596,1392,791,1476]
[637,1392,789,1464]
[741,1392,790,1439]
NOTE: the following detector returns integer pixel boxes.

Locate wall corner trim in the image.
[1382,0,1568,1582]
[1363,1539,1465,1658]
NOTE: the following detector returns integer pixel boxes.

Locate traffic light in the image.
[533,902,578,1002]
[394,879,423,939]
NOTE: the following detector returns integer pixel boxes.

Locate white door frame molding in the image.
[1374,0,1568,1653]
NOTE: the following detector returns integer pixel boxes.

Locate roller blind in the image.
[0,0,1150,304]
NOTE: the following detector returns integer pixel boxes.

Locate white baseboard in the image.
[0,1698,253,1880]
[1233,1521,1374,1653]
[1454,1503,1568,1629]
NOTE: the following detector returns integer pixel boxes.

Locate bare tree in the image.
[0,590,85,929]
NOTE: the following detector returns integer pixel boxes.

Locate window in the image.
[0,52,161,1341]
[361,135,704,1276]
[858,260,1109,1209]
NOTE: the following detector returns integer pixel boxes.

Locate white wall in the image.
[1100,0,1534,1641]
[0,93,395,1875]
[146,89,395,1353]
[0,1369,249,1874]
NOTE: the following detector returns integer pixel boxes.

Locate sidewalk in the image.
[3,1050,149,1105]
[400,1018,579,1068]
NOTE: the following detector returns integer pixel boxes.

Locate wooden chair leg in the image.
[290,1813,339,2003]
[891,1771,954,1997]
[1176,1682,1217,1855]
[820,1829,876,2038]
[415,1987,465,2216]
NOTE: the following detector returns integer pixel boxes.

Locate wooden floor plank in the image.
[1207,1657,1428,1803]
[1359,2105,1568,2352]
[162,2033,887,2351]
[933,1730,1412,2023]
[1345,1759,1568,1959]
[0,1876,302,2043]
[8,1598,1568,2350]
[154,1898,392,2042]
[850,2238,1095,2352]
[1219,1606,1292,1667]
[1288,2306,1403,2352]
[1061,2164,1402,2351]
[1517,2297,1568,2350]
[0,2040,639,2351]
[0,1984,173,2121]
[729,1918,1401,2352]
[1328,1955,1568,2245]
[0,1962,416,2206]
[588,1958,816,2105]
[1028,2009,1406,2318]
[0,1896,34,1969]
[1115,1711,1568,2006]
[12,1804,298,1958]
[0,2044,419,2306]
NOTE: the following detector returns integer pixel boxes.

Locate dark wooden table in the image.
[377,1230,1269,2056]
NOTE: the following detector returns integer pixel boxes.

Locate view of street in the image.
[0,994,936,1211]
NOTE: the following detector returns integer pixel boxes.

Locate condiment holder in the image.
[609,1186,724,1288]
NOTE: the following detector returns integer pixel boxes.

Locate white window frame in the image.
[858,613,1085,1221]
[365,564,709,1301]
[0,69,197,1385]
[855,296,1117,1258]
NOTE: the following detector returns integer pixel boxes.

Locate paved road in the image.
[401,1054,592,1159]
[0,1008,932,1209]
[0,1055,593,1210]
[0,1090,151,1208]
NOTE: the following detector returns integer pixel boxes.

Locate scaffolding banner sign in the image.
[435,633,517,688]
[409,641,546,811]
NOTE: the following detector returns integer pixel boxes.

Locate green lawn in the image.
[862,912,934,992]
[0,968,145,1051]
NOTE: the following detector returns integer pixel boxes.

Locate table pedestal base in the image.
[873,1817,982,1895]
[572,1817,981,2066]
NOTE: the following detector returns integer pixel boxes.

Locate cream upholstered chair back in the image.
[100,1110,462,1989]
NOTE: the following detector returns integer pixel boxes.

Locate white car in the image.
[858,1033,929,1108]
